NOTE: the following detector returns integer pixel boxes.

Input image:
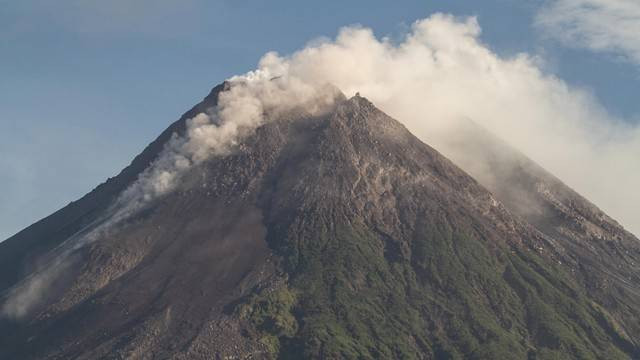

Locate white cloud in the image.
[536,0,640,63]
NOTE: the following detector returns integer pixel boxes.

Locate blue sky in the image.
[1,0,639,240]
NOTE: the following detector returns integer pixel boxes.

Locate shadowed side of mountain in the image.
[0,83,230,294]
[0,88,343,359]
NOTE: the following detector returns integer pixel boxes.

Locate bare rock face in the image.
[1,84,639,359]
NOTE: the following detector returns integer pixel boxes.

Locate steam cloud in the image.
[116,71,339,213]
[239,13,639,235]
[4,13,639,320]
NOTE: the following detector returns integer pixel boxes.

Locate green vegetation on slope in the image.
[235,208,632,359]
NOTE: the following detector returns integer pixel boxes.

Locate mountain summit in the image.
[1,84,639,359]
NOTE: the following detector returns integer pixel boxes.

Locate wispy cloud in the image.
[536,0,640,64]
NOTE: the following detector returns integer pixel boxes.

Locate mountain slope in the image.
[1,84,638,359]
[431,119,640,347]
[0,82,230,295]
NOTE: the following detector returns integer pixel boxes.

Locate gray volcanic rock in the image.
[0,84,638,359]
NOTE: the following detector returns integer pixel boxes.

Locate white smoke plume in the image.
[237,13,639,236]
[114,71,339,215]
[1,253,75,319]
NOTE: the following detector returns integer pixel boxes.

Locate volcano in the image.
[1,83,639,359]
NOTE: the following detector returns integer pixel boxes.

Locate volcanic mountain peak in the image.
[1,83,639,359]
